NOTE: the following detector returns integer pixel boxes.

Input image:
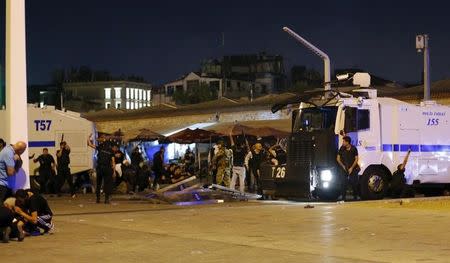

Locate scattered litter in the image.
[78,204,84,208]
[121,219,134,222]
[190,250,204,255]
[370,233,376,236]
[339,227,350,231]
[304,205,315,209]
[78,219,86,222]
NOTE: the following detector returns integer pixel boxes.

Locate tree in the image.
[290,65,322,92]
[172,81,217,105]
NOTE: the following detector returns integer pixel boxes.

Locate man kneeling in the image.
[15,189,54,235]
[0,197,25,242]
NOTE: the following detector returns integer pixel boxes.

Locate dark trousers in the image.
[0,185,12,203]
[96,165,113,200]
[341,169,359,200]
[152,169,162,189]
[38,168,52,194]
[57,166,74,195]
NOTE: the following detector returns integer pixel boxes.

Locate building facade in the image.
[63,81,152,111]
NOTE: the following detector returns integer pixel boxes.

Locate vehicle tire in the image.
[360,166,389,200]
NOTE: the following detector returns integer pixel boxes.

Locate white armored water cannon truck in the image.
[261,72,450,200]
[0,105,96,189]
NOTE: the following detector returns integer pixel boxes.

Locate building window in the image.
[134,102,139,109]
[139,89,143,100]
[126,88,130,99]
[227,81,233,92]
[146,90,151,101]
[186,80,199,91]
[114,87,122,99]
[130,88,135,99]
[115,101,121,109]
[105,102,111,109]
[104,88,111,99]
[167,86,174,96]
[126,101,130,109]
[139,102,142,109]
[134,89,139,100]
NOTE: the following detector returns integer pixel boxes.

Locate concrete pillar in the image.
[6,0,30,189]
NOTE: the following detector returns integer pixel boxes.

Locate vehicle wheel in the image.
[360,166,389,200]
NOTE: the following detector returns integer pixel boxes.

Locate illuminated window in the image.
[139,89,143,100]
[134,89,139,100]
[114,87,122,99]
[139,102,142,108]
[105,102,111,109]
[104,88,111,99]
[115,101,121,109]
[147,90,151,101]
[126,101,130,109]
[134,102,139,109]
[130,88,134,99]
[126,88,130,99]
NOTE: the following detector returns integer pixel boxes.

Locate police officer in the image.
[87,136,116,203]
[336,136,360,201]
[33,148,56,194]
[89,139,115,204]
[56,141,74,197]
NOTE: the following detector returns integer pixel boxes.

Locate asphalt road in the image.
[2,195,450,263]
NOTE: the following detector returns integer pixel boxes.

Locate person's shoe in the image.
[71,194,77,198]
[31,229,42,236]
[2,227,11,243]
[18,230,25,241]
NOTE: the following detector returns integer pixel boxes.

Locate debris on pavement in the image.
[304,205,314,209]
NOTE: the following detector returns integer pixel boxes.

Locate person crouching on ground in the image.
[0,197,25,242]
[14,189,54,235]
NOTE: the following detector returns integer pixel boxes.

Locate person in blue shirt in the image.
[0,141,27,202]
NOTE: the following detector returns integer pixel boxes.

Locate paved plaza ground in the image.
[2,195,450,262]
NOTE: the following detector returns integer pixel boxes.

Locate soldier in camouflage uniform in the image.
[211,141,232,187]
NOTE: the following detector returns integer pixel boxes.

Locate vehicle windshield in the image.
[293,106,337,132]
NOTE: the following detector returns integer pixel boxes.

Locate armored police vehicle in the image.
[262,74,450,200]
[0,104,96,177]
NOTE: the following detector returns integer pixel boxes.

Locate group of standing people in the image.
[31,141,74,197]
[208,136,287,194]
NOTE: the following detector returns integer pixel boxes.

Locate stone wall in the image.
[95,108,290,134]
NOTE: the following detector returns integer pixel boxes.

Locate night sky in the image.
[1,0,449,85]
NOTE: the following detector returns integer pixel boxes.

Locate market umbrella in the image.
[209,123,259,136]
[252,126,290,138]
[123,128,166,142]
[168,128,221,144]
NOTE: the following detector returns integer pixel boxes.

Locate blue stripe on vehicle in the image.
[382,144,450,152]
[28,141,56,147]
[365,146,376,151]
[382,144,393,151]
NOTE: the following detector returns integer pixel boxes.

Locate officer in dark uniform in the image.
[337,136,360,200]
[33,148,56,194]
[93,141,115,204]
[56,141,74,197]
